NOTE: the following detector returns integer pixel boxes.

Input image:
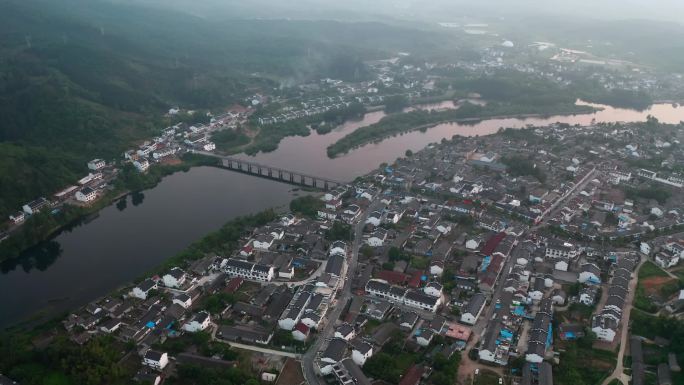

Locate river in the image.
[0,168,301,328]
[234,100,684,181]
[2,100,684,328]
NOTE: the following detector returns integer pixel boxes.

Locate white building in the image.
[183,311,211,333]
[351,341,373,366]
[162,267,186,288]
[460,293,486,325]
[223,258,274,282]
[143,350,169,370]
[87,159,106,171]
[134,159,150,172]
[76,187,97,202]
[132,279,157,300]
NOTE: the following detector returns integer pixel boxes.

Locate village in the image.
[15,117,680,385]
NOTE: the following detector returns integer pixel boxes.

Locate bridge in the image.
[196,151,345,190]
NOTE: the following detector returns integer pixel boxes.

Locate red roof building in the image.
[376,270,409,286]
[224,277,244,294]
[480,232,506,255]
[399,365,424,385]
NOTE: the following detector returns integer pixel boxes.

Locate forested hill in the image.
[0,0,456,218]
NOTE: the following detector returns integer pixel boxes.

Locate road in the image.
[600,258,645,385]
[300,199,381,385]
[457,241,518,384]
[533,167,597,230]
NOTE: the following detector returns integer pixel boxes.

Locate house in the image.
[551,289,567,306]
[253,234,275,250]
[143,350,169,371]
[87,159,106,171]
[319,338,348,375]
[203,141,216,152]
[351,340,373,366]
[366,211,383,226]
[173,293,192,309]
[162,267,186,288]
[416,328,435,347]
[579,286,598,306]
[399,311,419,331]
[404,290,441,312]
[528,278,546,302]
[329,241,347,257]
[465,237,483,250]
[9,211,25,224]
[223,258,274,282]
[592,271,630,342]
[398,365,424,385]
[99,318,122,334]
[76,187,97,202]
[367,229,388,247]
[332,358,372,385]
[558,323,585,341]
[525,298,553,363]
[460,293,486,325]
[655,252,679,269]
[423,282,443,298]
[292,322,310,341]
[545,240,576,260]
[133,159,150,172]
[22,197,50,215]
[183,311,211,333]
[430,260,444,276]
[132,279,157,300]
[554,257,570,272]
[335,323,356,341]
[579,263,601,284]
[133,371,162,385]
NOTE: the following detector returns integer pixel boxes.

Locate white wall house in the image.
[76,187,97,202]
[134,159,150,172]
[132,279,157,300]
[87,159,106,171]
[183,312,211,333]
[460,293,486,325]
[162,267,186,288]
[351,341,373,366]
[143,350,169,370]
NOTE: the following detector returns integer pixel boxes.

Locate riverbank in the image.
[326,102,597,157]
[0,153,219,263]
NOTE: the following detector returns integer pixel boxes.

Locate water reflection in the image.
[0,240,62,274]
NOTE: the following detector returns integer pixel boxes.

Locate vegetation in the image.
[0,333,133,385]
[384,95,409,113]
[289,195,323,218]
[325,221,353,241]
[501,155,547,183]
[555,333,615,385]
[200,293,237,314]
[429,352,461,385]
[638,261,669,279]
[363,333,418,383]
[625,185,672,205]
[168,364,259,385]
[212,129,250,152]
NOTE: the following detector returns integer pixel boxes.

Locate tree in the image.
[405,149,413,157]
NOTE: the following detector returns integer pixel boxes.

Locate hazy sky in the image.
[116,0,684,24]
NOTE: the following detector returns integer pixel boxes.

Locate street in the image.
[300,198,382,385]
